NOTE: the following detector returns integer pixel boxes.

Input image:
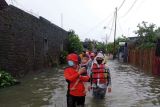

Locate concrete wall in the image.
[0,5,68,77]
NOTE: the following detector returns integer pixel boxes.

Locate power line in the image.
[117,19,124,35]
[104,0,125,42]
[117,0,138,38]
[121,0,138,18]
[86,11,114,34]
[118,0,126,11]
[104,0,126,42]
[107,13,115,41]
[85,0,126,38]
[113,7,117,59]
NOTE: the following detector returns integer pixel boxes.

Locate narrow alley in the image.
[0,60,160,107]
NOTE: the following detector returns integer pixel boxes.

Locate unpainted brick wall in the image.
[0,5,68,76]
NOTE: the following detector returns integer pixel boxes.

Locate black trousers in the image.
[67,94,85,107]
[92,87,106,99]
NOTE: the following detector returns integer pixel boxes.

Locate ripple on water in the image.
[1,60,160,107]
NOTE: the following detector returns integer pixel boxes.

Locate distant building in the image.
[118,42,128,62]
[127,37,140,49]
[118,37,140,63]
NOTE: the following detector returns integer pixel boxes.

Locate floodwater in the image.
[0,60,160,107]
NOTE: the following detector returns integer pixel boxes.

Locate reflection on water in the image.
[0,60,160,107]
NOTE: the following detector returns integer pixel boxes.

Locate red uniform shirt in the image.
[64,67,89,96]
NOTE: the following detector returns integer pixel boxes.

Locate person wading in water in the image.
[64,53,90,107]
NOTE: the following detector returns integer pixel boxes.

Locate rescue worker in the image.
[87,52,96,75]
[103,54,108,65]
[64,53,90,107]
[91,52,111,99]
[79,51,85,60]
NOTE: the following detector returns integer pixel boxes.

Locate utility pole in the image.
[61,13,63,28]
[113,7,117,59]
[103,26,108,44]
[106,34,108,44]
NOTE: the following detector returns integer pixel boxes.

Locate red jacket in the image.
[64,67,90,96]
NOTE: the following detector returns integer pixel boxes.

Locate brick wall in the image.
[0,5,68,77]
[0,0,8,10]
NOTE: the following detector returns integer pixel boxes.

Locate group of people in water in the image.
[64,51,112,107]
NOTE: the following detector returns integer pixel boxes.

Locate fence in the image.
[128,48,160,75]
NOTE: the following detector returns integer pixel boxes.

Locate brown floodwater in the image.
[0,60,160,107]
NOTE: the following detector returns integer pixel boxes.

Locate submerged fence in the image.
[128,48,160,75]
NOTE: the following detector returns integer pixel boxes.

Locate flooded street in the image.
[0,60,160,107]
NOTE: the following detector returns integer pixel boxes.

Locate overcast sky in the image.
[6,0,160,42]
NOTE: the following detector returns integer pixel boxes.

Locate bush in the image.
[68,30,83,54]
[59,51,68,64]
[0,70,18,88]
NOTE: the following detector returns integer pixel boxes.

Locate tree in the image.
[88,42,93,51]
[106,42,114,53]
[106,36,127,54]
[68,30,83,54]
[134,21,158,48]
[83,38,94,51]
[119,35,128,41]
[155,27,160,39]
[95,42,107,53]
[135,21,157,42]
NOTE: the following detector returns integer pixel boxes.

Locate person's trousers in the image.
[92,87,106,99]
[67,94,85,107]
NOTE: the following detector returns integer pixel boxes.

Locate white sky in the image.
[6,0,160,42]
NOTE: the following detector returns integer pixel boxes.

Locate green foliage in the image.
[134,21,158,49]
[117,35,128,42]
[68,30,83,54]
[0,70,17,88]
[137,42,155,49]
[106,42,114,53]
[88,42,93,51]
[95,42,107,53]
[83,35,128,54]
[83,38,94,51]
[59,51,68,64]
[106,35,127,54]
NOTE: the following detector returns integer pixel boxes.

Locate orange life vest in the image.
[91,63,108,84]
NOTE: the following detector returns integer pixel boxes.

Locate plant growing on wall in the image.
[59,51,68,64]
[0,70,18,88]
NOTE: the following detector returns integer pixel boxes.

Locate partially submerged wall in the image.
[0,5,68,77]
